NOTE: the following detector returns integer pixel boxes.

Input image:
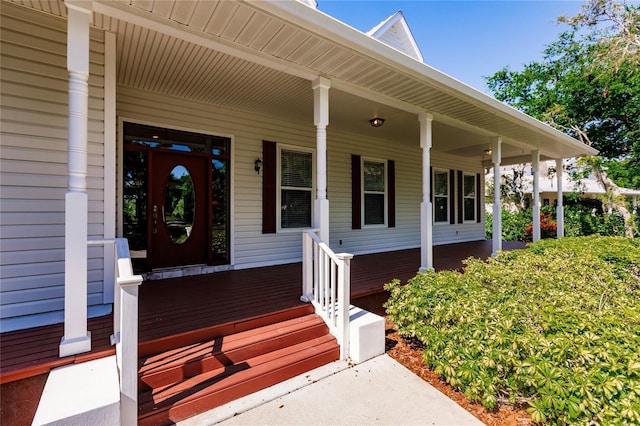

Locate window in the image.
[279,148,313,229]
[433,169,449,223]
[351,155,395,229]
[362,159,386,226]
[463,173,476,222]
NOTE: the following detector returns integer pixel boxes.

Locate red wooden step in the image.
[138,334,339,426]
[138,314,329,390]
[138,304,314,357]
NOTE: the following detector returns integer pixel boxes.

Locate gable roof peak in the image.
[366,10,424,62]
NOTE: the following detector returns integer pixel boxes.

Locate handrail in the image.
[302,230,353,359]
[88,237,142,426]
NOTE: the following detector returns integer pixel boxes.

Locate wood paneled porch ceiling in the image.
[11,0,598,162]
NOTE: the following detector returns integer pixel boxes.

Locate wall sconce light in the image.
[254,158,263,174]
[484,148,493,156]
[369,117,385,128]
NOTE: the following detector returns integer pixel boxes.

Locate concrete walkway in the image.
[179,355,483,426]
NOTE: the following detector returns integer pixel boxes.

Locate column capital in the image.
[418,112,433,123]
[491,137,502,164]
[312,76,331,90]
[419,112,432,150]
[313,77,329,127]
[65,0,93,15]
[531,150,540,172]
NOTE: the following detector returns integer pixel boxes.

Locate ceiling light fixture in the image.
[369,117,385,128]
[484,148,493,156]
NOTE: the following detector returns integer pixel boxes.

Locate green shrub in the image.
[486,209,532,241]
[488,204,633,240]
[385,236,640,425]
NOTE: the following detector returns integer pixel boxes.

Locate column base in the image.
[60,331,91,357]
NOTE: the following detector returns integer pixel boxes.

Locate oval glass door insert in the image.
[164,165,195,244]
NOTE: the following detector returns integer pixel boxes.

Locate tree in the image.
[486,0,639,237]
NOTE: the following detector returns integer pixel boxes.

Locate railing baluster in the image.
[301,230,353,360]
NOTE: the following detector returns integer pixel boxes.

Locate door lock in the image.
[152,205,158,234]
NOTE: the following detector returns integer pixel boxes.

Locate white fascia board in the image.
[92,0,319,82]
[250,0,598,158]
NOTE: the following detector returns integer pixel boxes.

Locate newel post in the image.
[301,232,313,302]
[337,252,353,360]
[115,238,143,426]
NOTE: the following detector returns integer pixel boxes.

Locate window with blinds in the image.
[280,149,313,228]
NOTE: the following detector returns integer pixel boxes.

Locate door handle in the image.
[152,205,158,234]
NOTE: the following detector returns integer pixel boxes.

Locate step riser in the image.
[139,335,337,406]
[138,304,315,357]
[138,344,339,426]
[139,321,330,391]
[137,308,340,426]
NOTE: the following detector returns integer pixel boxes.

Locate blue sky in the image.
[317,1,584,93]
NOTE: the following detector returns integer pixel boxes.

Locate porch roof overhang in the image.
[23,0,598,163]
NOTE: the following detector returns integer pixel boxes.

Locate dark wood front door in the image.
[148,151,210,269]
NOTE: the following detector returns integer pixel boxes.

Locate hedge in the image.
[385,236,640,425]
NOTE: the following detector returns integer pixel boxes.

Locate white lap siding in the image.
[0,4,106,332]
[117,87,486,269]
[430,151,486,245]
[116,86,319,269]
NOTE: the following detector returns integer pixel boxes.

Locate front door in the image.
[149,151,209,269]
[122,122,231,272]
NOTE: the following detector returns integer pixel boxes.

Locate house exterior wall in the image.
[0,4,108,332]
[117,86,487,266]
[0,3,486,332]
[116,86,319,269]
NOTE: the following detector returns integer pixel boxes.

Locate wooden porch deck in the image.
[1,240,524,384]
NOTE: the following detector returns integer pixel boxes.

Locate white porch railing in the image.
[302,230,353,360]
[88,238,142,425]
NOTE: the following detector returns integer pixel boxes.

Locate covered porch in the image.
[1,240,525,384]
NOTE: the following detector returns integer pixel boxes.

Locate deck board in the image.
[0,240,525,383]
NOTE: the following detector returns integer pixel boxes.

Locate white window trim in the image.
[276,144,316,233]
[463,172,476,223]
[433,168,449,225]
[361,157,388,228]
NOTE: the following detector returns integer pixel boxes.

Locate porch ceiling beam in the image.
[482,154,553,168]
[92,0,319,82]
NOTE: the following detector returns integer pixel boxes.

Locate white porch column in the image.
[491,137,502,256]
[60,0,92,357]
[312,77,330,243]
[419,112,433,272]
[555,158,564,238]
[532,150,541,242]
